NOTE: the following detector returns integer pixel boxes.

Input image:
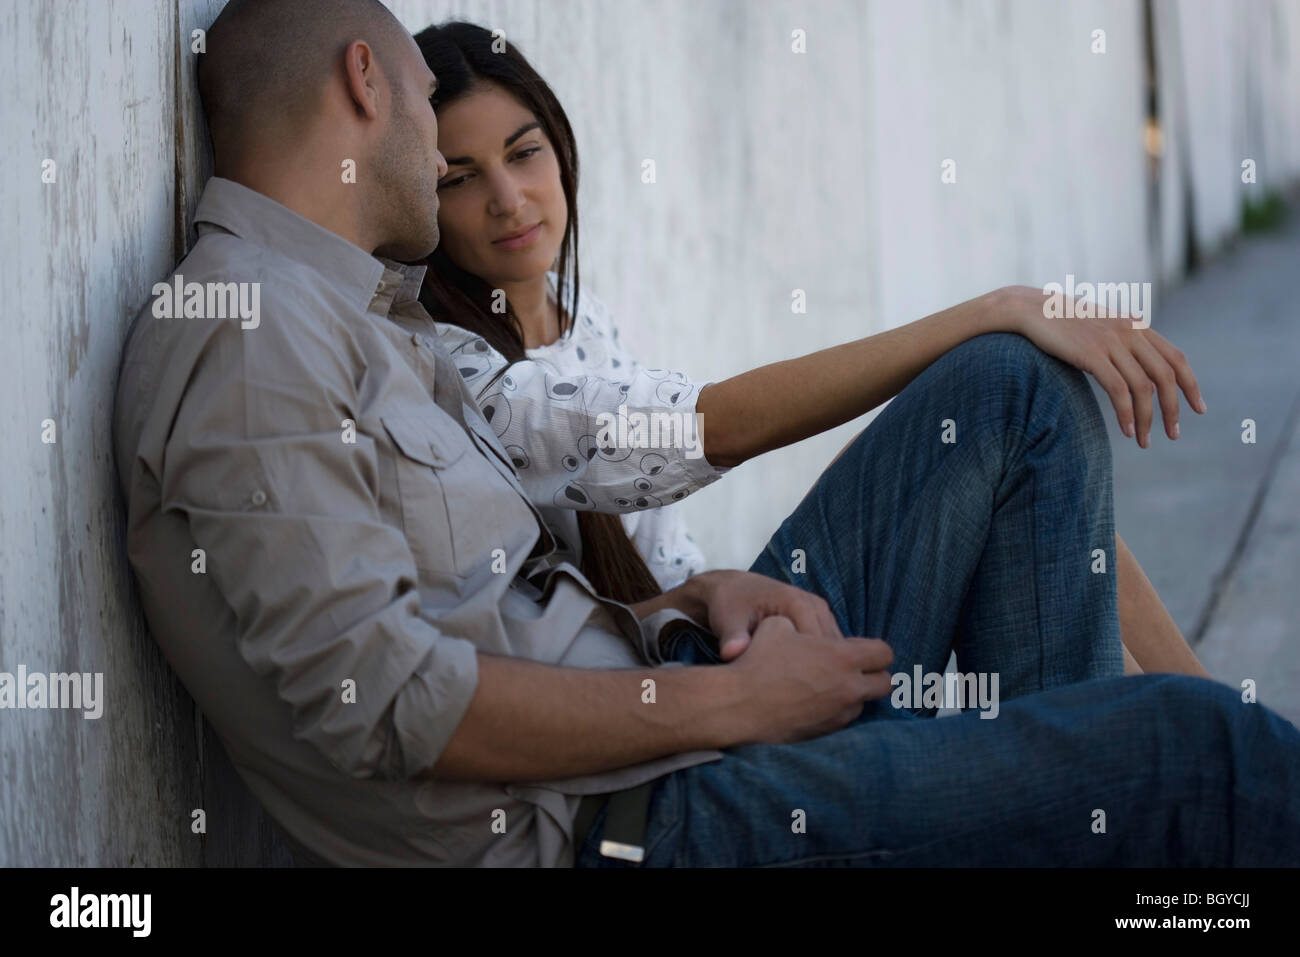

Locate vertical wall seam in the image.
[172,0,186,265]
[172,0,206,865]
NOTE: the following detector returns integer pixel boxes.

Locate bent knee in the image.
[946,333,1108,451]
[1144,673,1261,742]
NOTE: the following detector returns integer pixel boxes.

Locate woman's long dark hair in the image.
[415,21,663,606]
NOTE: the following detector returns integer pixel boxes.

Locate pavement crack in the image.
[1190,388,1300,646]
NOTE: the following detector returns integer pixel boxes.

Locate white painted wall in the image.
[394,0,1300,573]
[2,0,1297,864]
[0,0,199,868]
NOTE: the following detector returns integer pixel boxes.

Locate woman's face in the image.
[433,81,567,287]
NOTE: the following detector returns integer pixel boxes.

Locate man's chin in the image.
[375,227,439,264]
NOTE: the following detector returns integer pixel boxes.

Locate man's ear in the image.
[342,39,382,120]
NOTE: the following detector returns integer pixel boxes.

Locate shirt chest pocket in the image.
[381,412,525,582]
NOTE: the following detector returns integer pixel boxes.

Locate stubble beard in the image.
[373,90,442,259]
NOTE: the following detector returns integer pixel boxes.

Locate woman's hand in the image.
[996,285,1208,448]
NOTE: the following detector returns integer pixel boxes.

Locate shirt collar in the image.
[192,176,427,318]
[369,257,428,319]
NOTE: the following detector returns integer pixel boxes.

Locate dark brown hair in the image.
[414,21,663,606]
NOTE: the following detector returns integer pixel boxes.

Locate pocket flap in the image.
[381,413,468,469]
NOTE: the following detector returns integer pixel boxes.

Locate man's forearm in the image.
[697,288,1013,467]
[421,652,744,782]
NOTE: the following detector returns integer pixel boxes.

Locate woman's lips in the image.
[492,222,542,251]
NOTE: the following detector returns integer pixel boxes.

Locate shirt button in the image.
[250,489,267,506]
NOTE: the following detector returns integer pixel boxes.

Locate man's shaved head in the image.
[199,0,411,158]
[197,0,448,259]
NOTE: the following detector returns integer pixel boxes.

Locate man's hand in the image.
[998,285,1208,449]
[726,615,895,745]
[690,569,845,660]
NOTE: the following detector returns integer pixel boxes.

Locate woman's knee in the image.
[950,332,1086,398]
[949,332,1110,458]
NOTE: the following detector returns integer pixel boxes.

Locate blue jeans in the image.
[575,333,1300,866]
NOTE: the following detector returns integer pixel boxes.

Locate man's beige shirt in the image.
[112,177,723,866]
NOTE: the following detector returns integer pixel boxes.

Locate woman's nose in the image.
[487,174,525,218]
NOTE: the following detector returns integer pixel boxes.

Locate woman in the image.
[412,20,1208,679]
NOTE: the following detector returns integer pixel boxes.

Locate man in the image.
[113,0,1300,867]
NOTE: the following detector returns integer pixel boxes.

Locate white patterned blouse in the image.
[431,273,730,590]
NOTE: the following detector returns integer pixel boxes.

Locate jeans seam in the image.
[648,775,685,866]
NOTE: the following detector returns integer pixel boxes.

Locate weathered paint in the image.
[1,0,1297,866]
[2,0,199,867]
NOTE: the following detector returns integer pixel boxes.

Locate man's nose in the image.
[434,150,448,179]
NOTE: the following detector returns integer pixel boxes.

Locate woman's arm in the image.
[698,289,1006,467]
[432,290,1005,501]
[697,285,1206,467]
[432,321,729,512]
[435,282,1205,496]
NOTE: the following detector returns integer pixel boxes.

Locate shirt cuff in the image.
[674,381,732,484]
[387,635,481,780]
[637,607,714,666]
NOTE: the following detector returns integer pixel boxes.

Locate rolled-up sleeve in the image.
[435,322,730,513]
[161,316,479,781]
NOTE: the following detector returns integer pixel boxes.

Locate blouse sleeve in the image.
[430,320,730,514]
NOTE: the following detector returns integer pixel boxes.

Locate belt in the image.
[572,781,655,863]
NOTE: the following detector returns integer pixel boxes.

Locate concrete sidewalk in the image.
[1101,212,1300,726]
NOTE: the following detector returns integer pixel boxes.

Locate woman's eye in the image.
[513,147,541,162]
[438,174,470,190]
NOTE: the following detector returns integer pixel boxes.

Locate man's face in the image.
[372,34,447,260]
